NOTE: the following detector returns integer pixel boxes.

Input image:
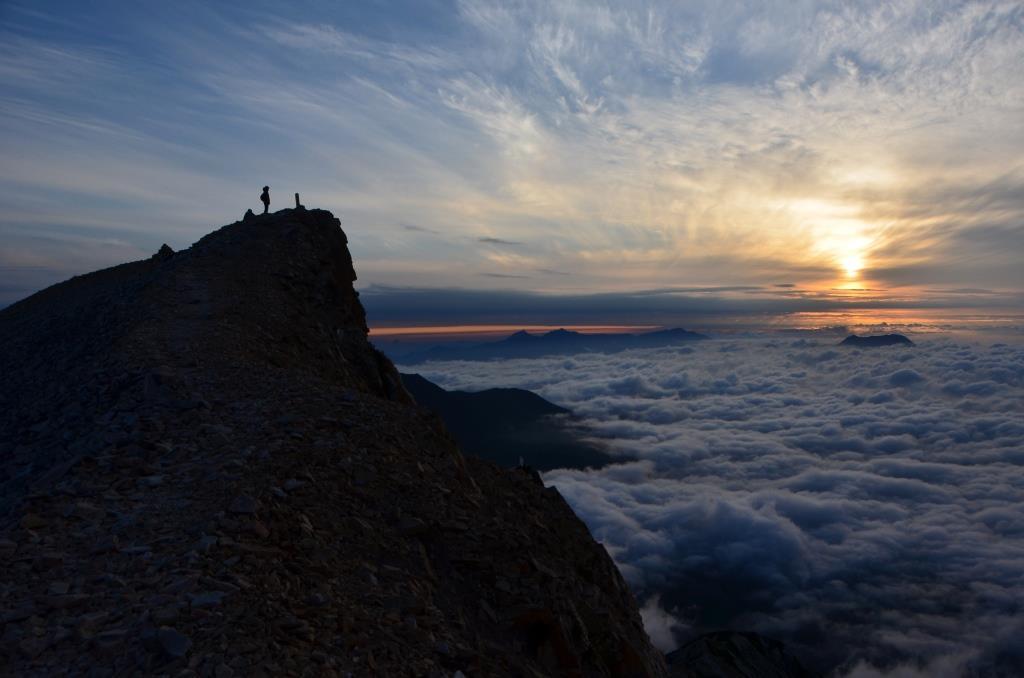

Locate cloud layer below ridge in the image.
[406,335,1024,675]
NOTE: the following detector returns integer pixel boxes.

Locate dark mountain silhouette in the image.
[393,327,709,364]
[839,333,914,347]
[401,373,620,471]
[667,632,818,678]
[0,208,667,676]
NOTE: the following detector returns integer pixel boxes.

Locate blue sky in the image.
[1,0,1022,320]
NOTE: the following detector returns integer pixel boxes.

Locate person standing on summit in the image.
[260,185,270,214]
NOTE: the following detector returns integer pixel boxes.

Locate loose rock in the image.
[158,627,192,659]
[228,495,258,515]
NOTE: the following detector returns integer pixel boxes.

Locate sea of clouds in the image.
[402,333,1024,676]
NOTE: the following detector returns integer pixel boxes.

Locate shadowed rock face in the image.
[667,632,818,678]
[0,208,667,676]
[839,334,914,347]
[400,373,621,471]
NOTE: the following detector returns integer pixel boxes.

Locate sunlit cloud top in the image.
[1,0,1022,315]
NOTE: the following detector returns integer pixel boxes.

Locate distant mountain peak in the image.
[543,328,583,341]
[395,326,709,364]
[840,333,914,347]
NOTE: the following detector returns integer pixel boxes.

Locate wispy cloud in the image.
[478,236,523,246]
[0,0,1021,310]
[402,223,439,234]
[357,284,1023,328]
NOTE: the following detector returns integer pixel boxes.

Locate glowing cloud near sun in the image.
[841,252,864,278]
[0,1,1021,308]
[781,198,876,283]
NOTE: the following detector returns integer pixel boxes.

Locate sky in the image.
[1,0,1022,321]
[408,333,1024,675]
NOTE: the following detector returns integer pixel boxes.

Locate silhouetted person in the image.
[260,186,270,214]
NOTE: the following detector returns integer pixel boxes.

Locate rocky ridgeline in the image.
[667,633,816,678]
[0,208,667,676]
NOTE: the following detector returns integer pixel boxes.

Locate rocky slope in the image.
[399,374,617,471]
[0,208,667,676]
[666,632,816,678]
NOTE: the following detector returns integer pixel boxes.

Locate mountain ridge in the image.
[391,327,709,364]
[400,373,620,471]
[0,208,667,676]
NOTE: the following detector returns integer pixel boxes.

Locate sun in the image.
[841,253,864,278]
